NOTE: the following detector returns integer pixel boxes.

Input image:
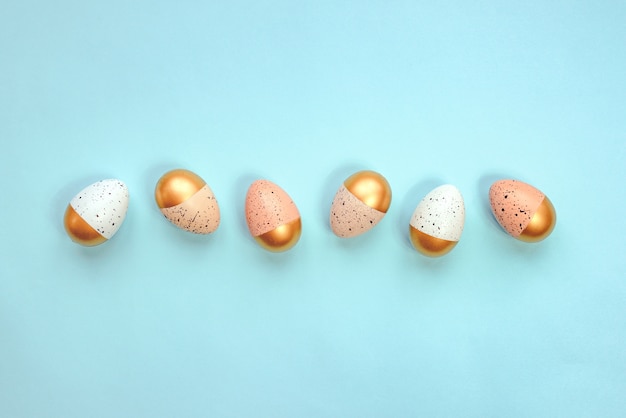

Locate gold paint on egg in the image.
[518,196,557,243]
[254,218,302,253]
[155,169,206,208]
[344,170,392,213]
[63,205,107,246]
[409,226,457,257]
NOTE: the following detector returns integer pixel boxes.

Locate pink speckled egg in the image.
[329,170,392,238]
[489,179,556,242]
[245,179,302,252]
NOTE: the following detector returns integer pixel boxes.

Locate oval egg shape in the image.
[409,185,465,257]
[329,170,392,238]
[63,179,129,246]
[489,179,556,242]
[155,169,220,234]
[245,179,301,252]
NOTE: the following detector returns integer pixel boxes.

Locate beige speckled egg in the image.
[329,170,392,238]
[63,179,129,246]
[245,179,301,252]
[489,179,556,242]
[155,169,220,234]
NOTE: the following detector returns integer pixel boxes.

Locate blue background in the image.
[1,1,625,417]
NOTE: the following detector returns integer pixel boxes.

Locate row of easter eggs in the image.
[64,169,557,257]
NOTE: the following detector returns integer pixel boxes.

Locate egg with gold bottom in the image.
[329,170,392,238]
[64,179,129,246]
[489,179,556,242]
[155,169,220,234]
[245,179,301,252]
[409,185,465,257]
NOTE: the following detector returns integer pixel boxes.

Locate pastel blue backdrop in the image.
[1,1,625,417]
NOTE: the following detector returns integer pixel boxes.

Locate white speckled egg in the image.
[409,185,465,257]
[63,179,129,246]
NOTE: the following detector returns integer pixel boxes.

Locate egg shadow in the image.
[414,252,457,274]
[395,177,445,251]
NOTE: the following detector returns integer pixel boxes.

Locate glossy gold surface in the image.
[155,169,205,208]
[519,196,556,242]
[409,226,458,257]
[64,205,107,246]
[254,218,302,252]
[344,170,392,213]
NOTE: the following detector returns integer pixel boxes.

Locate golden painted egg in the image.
[245,179,301,252]
[409,185,465,257]
[155,169,220,234]
[64,179,129,246]
[489,179,556,242]
[329,170,392,238]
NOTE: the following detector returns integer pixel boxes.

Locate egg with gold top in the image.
[155,169,220,234]
[64,179,129,246]
[489,179,556,242]
[245,179,301,252]
[409,185,465,257]
[329,170,392,238]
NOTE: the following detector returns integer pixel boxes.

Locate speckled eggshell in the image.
[245,180,300,237]
[489,179,544,237]
[329,186,386,238]
[69,179,129,239]
[410,185,465,241]
[161,185,220,234]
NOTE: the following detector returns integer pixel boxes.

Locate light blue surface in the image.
[1,1,625,417]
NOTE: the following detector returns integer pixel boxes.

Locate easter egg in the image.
[329,170,392,238]
[155,169,220,234]
[245,179,301,252]
[409,185,465,257]
[489,179,556,242]
[63,179,129,246]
